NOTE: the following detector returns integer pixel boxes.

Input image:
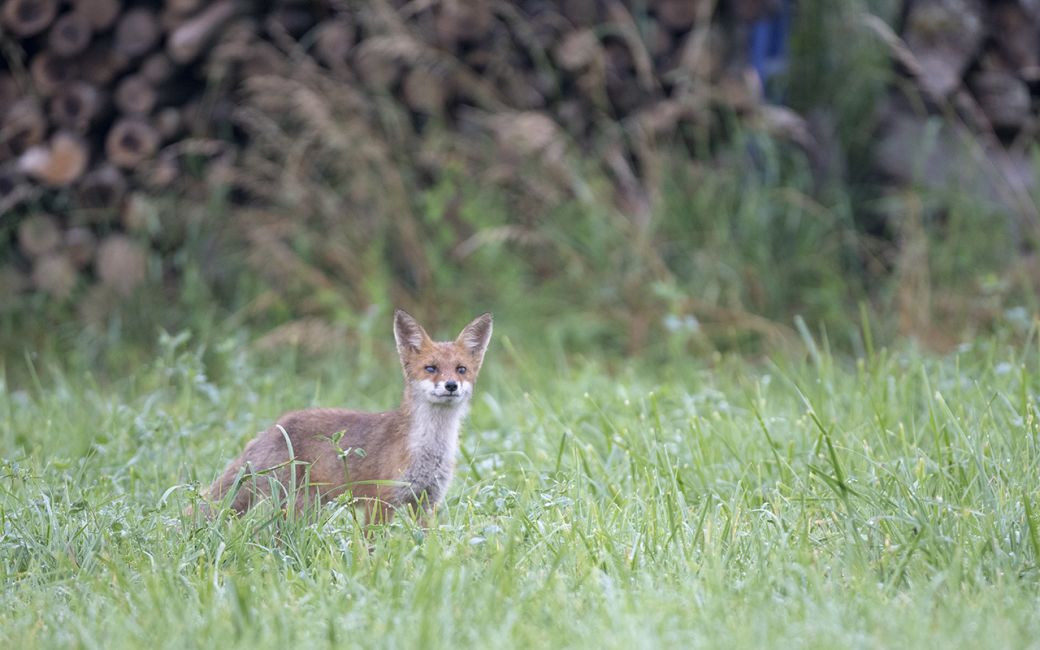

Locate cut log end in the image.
[105,118,160,169]
[49,81,103,132]
[114,74,158,116]
[2,0,58,37]
[47,11,94,57]
[18,131,90,187]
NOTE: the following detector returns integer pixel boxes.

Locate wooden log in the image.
[105,117,160,168]
[77,163,127,209]
[30,51,75,96]
[970,61,1031,130]
[114,74,158,116]
[3,98,47,156]
[64,227,98,268]
[72,0,121,31]
[114,8,161,59]
[140,52,175,85]
[17,213,62,258]
[903,0,984,98]
[313,19,355,73]
[18,131,90,186]
[96,235,147,296]
[49,80,103,132]
[32,253,78,300]
[47,10,93,57]
[991,3,1039,77]
[167,0,240,64]
[80,40,130,85]
[1,0,57,37]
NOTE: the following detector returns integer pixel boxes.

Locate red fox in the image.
[199,309,493,525]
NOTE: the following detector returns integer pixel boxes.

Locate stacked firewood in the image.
[5,0,1036,308]
[874,0,1040,236]
[1,0,786,305]
[1,0,267,301]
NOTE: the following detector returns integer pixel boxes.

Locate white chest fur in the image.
[395,397,468,510]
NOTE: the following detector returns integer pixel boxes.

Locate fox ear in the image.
[457,313,493,360]
[394,309,430,354]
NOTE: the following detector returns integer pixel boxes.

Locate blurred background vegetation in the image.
[1,0,1037,373]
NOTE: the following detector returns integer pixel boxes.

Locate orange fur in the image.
[198,309,492,527]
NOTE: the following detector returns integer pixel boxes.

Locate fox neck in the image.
[399,387,469,457]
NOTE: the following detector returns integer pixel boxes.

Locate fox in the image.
[198,309,493,526]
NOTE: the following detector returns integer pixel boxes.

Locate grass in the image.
[2,315,1040,649]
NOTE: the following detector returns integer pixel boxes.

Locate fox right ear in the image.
[394,309,429,354]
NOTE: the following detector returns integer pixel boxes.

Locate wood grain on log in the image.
[47,10,93,57]
[114,74,158,116]
[50,81,103,132]
[106,117,160,168]
[18,131,90,186]
[114,8,161,58]
[2,0,58,37]
[168,0,240,64]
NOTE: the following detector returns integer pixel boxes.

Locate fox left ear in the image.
[457,313,493,361]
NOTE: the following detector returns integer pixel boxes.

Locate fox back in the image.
[199,309,493,524]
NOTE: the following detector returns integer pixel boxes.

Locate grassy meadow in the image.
[3,2,1039,644]
[3,316,1040,648]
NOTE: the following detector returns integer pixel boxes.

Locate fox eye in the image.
[424,365,437,373]
[456,366,467,374]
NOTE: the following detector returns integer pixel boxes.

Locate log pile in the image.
[2,0,1039,309]
[1,0,786,306]
[873,0,1040,237]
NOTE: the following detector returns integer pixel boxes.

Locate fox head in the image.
[393,309,493,407]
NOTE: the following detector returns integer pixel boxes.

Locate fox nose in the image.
[445,381,458,393]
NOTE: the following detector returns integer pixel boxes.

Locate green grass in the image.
[3,318,1040,649]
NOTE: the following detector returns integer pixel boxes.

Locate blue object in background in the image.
[748,0,791,103]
